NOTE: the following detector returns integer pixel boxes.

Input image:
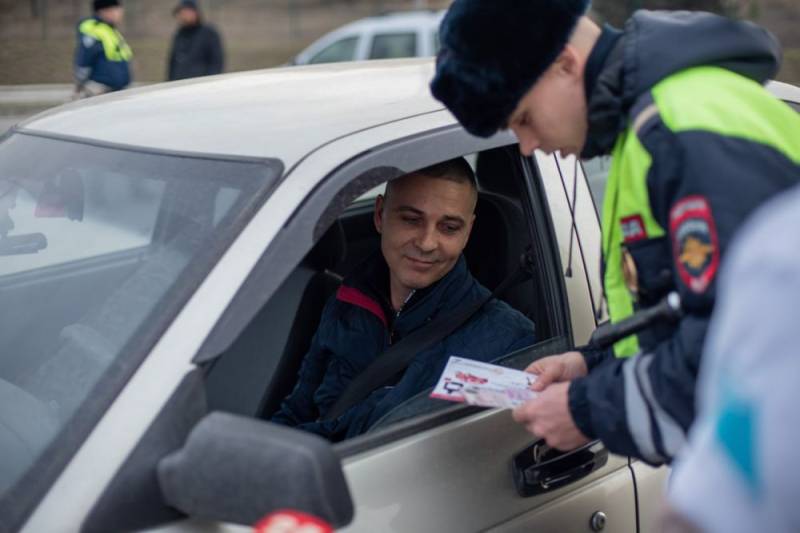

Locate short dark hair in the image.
[384,157,477,205]
[413,157,477,190]
[386,157,477,201]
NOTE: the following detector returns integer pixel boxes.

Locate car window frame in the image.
[195,126,528,362]
[193,124,575,452]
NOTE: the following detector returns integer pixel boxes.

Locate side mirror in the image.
[157,412,354,528]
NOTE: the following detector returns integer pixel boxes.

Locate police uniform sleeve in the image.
[568,109,752,464]
[74,28,103,87]
[569,312,704,464]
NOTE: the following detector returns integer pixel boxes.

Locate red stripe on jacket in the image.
[336,285,388,328]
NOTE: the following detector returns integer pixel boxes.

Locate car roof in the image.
[17,63,800,171]
[18,58,446,170]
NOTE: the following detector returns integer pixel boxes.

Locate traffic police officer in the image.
[431,0,800,463]
[73,0,133,99]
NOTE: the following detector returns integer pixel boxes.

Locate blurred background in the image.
[0,0,797,125]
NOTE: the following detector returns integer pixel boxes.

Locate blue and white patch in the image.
[82,35,96,48]
[715,380,759,494]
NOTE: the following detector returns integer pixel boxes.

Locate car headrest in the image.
[465,192,527,291]
[305,221,347,271]
[475,147,520,197]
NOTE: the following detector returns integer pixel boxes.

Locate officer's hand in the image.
[511,382,590,451]
[525,351,587,392]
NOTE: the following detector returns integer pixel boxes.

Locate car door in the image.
[334,127,632,533]
[179,112,637,532]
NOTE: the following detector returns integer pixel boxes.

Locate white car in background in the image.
[291,10,444,65]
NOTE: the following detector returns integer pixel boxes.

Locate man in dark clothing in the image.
[431,1,800,464]
[73,0,132,99]
[272,159,537,441]
[167,0,224,81]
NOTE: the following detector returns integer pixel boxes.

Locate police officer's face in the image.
[374,173,476,306]
[507,47,588,158]
[99,6,124,25]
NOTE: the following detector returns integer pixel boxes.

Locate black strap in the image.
[323,249,535,421]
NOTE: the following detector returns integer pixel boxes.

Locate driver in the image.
[271,158,537,441]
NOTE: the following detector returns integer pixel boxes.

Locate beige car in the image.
[1,59,797,532]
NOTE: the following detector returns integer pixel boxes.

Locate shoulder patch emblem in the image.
[670,196,719,293]
[620,214,648,244]
[82,35,96,48]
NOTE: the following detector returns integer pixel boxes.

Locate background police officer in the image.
[73,0,133,99]
[167,0,225,82]
[431,0,800,463]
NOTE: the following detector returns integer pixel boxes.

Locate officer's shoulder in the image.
[78,17,96,31]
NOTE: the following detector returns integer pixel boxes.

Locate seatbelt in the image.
[323,249,535,421]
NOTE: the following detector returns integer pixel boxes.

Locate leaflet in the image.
[430,356,538,409]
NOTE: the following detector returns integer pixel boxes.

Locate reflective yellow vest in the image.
[79,18,133,62]
[602,66,800,357]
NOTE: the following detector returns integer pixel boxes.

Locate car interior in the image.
[203,145,562,436]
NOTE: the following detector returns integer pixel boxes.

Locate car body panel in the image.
[18,60,443,168]
[486,464,636,532]
[536,153,598,344]
[631,461,670,532]
[339,410,631,532]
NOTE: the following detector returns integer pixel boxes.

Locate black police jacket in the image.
[569,11,800,465]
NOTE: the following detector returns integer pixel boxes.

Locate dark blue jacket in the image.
[272,253,536,441]
[570,12,799,464]
[74,16,132,91]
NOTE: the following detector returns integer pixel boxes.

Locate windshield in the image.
[0,132,280,523]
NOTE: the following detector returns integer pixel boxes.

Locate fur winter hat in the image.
[431,0,590,137]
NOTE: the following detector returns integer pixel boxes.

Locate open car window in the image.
[203,144,571,446]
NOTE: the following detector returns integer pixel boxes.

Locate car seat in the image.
[465,193,539,320]
[204,222,346,418]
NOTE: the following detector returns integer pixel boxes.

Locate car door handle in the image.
[512,439,609,497]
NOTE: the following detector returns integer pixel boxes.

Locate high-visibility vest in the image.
[602,66,800,357]
[79,18,133,62]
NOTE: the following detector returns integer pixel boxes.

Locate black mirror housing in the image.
[158,412,354,528]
